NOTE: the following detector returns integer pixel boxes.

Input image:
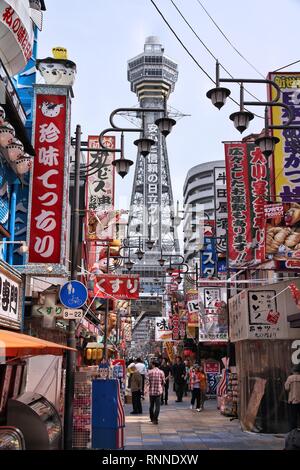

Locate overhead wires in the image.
[194,0,265,78]
[170,0,263,104]
[149,0,263,118]
[273,59,300,72]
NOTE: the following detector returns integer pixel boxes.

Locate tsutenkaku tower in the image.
[127,36,179,293]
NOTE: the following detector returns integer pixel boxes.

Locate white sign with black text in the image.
[63,309,83,320]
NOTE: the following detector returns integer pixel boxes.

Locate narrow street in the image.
[124,387,285,450]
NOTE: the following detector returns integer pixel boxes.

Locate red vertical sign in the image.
[225,143,252,267]
[29,94,67,264]
[247,143,269,264]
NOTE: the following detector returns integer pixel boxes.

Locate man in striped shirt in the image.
[147,360,165,424]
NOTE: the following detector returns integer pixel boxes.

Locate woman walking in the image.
[189,364,201,411]
[199,365,207,411]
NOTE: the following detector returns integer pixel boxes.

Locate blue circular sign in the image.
[59,281,88,309]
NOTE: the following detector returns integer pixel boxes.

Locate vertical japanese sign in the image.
[146,122,159,240]
[171,301,180,340]
[29,90,70,266]
[214,167,227,255]
[86,136,116,240]
[268,73,300,203]
[225,142,270,268]
[0,262,22,330]
[201,237,217,277]
[87,135,115,209]
[225,143,253,267]
[247,143,270,263]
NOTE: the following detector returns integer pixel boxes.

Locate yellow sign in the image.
[52,47,68,59]
[165,342,175,363]
[269,72,300,202]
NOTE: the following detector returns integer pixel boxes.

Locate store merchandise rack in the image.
[72,371,95,449]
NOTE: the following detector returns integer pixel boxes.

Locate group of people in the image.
[127,355,208,424]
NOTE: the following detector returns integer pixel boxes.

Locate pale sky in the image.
[37,0,300,211]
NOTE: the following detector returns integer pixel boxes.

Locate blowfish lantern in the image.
[36,47,76,87]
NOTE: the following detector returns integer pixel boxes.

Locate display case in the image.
[0,426,25,450]
[220,368,238,417]
[7,392,62,450]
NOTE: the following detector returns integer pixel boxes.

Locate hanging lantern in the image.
[0,123,15,147]
[6,139,24,162]
[0,107,6,126]
[14,154,33,175]
[86,348,92,360]
[36,56,77,87]
[97,348,103,361]
[92,349,97,360]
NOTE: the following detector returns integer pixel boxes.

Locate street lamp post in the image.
[99,99,176,178]
[64,125,115,449]
[206,61,300,157]
[64,124,81,450]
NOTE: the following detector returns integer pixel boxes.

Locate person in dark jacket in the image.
[172,356,186,402]
[160,359,171,405]
[130,365,142,414]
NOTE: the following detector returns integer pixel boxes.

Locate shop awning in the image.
[0,329,76,357]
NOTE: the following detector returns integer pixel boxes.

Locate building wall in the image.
[183,160,225,264]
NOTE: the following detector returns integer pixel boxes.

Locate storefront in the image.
[229,279,300,433]
[0,328,74,449]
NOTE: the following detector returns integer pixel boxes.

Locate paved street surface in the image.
[124,388,285,450]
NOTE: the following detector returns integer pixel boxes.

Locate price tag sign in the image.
[63,309,83,320]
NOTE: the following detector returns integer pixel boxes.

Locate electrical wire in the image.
[170,0,262,104]
[195,0,265,79]
[273,59,300,72]
[150,0,215,84]
[149,0,263,119]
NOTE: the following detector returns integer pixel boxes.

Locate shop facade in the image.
[229,279,300,433]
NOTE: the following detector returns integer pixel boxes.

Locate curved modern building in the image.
[183,160,226,264]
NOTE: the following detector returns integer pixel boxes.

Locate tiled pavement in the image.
[124,389,285,450]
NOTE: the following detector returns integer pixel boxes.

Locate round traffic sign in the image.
[59,280,88,309]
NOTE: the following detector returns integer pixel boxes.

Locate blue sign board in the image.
[59,281,88,308]
[201,237,217,278]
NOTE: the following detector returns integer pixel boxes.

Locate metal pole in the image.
[226,230,231,390]
[103,244,110,361]
[64,124,81,450]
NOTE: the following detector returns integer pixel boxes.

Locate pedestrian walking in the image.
[135,357,147,399]
[172,356,186,402]
[160,359,171,405]
[189,364,201,411]
[130,365,143,414]
[147,360,165,424]
[199,365,207,411]
[285,363,300,430]
[184,359,191,397]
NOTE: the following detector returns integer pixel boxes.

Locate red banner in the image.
[171,312,180,340]
[29,93,67,263]
[225,143,253,267]
[247,143,270,264]
[93,274,139,299]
